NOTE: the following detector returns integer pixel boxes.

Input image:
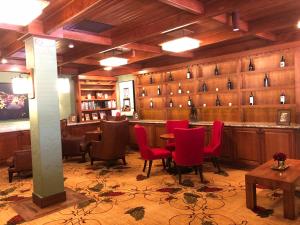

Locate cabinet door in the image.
[221,127,234,161]
[0,132,19,164]
[263,129,295,161]
[233,128,261,166]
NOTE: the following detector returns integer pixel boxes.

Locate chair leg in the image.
[147,160,153,178]
[162,159,166,170]
[8,171,13,183]
[211,157,217,168]
[198,165,204,183]
[81,153,86,162]
[176,166,182,184]
[91,158,94,165]
[166,157,172,169]
[143,160,147,172]
[122,157,127,165]
[194,166,198,175]
[214,157,222,173]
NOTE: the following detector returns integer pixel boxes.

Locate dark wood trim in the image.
[32,191,66,208]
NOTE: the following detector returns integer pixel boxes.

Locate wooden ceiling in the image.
[0,0,300,76]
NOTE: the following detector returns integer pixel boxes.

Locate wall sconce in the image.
[12,69,35,99]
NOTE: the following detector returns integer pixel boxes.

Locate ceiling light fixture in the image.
[1,58,8,64]
[160,37,200,53]
[297,20,300,29]
[99,57,128,67]
[104,66,112,71]
[68,43,74,48]
[138,70,148,74]
[232,11,240,32]
[0,0,49,26]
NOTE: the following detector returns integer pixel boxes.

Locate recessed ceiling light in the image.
[99,57,128,67]
[297,21,300,29]
[68,43,74,48]
[104,66,112,71]
[0,0,49,26]
[1,58,8,64]
[160,37,200,53]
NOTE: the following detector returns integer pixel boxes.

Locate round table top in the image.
[160,133,175,140]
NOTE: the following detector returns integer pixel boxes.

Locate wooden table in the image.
[160,133,175,140]
[245,159,300,220]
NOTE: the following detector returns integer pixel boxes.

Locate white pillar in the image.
[25,37,65,208]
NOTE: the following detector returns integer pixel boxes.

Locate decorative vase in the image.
[277,160,285,169]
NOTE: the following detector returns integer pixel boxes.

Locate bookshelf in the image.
[135,48,297,123]
[75,75,117,122]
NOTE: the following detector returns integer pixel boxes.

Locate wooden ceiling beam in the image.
[1,40,24,58]
[74,58,100,65]
[123,43,162,54]
[157,0,204,15]
[43,0,105,34]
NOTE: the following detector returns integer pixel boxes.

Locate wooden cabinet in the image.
[75,75,117,122]
[136,49,298,124]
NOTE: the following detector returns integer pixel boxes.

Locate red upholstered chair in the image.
[173,127,205,184]
[204,121,224,173]
[134,125,171,178]
[165,120,189,150]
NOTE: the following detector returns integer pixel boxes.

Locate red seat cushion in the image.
[166,142,175,151]
[150,148,171,159]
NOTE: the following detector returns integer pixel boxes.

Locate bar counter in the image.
[0,119,299,167]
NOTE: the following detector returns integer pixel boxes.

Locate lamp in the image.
[160,37,200,53]
[231,11,240,32]
[12,69,35,99]
[99,57,128,67]
[57,78,70,94]
[0,0,49,26]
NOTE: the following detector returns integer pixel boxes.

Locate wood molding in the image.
[32,191,66,208]
[157,0,204,15]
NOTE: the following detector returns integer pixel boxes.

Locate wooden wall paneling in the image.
[296,130,300,159]
[128,123,137,147]
[17,130,31,148]
[236,58,243,122]
[167,108,190,120]
[295,47,300,123]
[263,128,295,161]
[154,124,167,148]
[221,127,234,161]
[233,128,261,166]
[0,132,19,164]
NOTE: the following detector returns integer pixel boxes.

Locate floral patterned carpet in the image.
[0,151,300,225]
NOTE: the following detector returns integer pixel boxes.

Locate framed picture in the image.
[69,114,77,123]
[277,109,291,125]
[85,113,91,121]
[92,112,99,120]
[0,83,29,120]
[119,80,135,116]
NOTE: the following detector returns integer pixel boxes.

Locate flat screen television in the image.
[0,83,29,120]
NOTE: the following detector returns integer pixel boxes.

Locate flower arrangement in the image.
[273,152,287,162]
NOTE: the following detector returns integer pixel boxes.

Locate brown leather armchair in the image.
[7,149,32,183]
[60,119,88,162]
[90,120,129,165]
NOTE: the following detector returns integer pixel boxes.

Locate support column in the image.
[25,37,66,208]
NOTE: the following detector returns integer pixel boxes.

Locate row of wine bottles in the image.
[147,92,287,108]
[145,55,287,84]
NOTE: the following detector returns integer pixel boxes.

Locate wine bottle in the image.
[141,87,146,97]
[169,98,173,108]
[249,58,255,71]
[249,92,254,105]
[280,92,286,104]
[178,82,183,94]
[157,85,161,95]
[186,67,192,79]
[150,98,154,108]
[202,82,208,92]
[280,56,286,68]
[149,74,153,84]
[187,96,192,107]
[168,72,173,81]
[215,95,221,106]
[214,64,220,75]
[227,78,233,90]
[263,73,270,87]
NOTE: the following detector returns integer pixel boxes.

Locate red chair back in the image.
[210,121,224,156]
[116,112,121,117]
[174,127,205,166]
[166,120,189,133]
[134,125,151,159]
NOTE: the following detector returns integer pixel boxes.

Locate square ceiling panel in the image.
[64,20,113,34]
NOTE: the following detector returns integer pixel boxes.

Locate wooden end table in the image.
[160,133,175,140]
[245,159,300,220]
